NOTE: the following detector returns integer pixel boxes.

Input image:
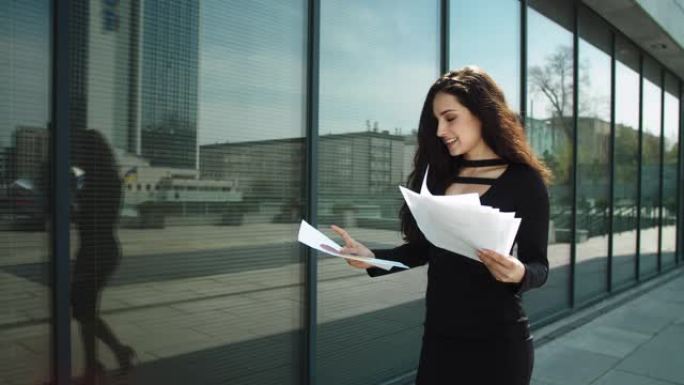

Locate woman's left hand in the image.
[476,248,526,283]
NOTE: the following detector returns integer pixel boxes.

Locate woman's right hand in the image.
[330,224,375,269]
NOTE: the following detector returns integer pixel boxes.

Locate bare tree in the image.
[529,45,591,138]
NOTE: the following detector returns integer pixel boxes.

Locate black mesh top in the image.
[366,161,550,338]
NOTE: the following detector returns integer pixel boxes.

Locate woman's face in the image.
[432,91,483,157]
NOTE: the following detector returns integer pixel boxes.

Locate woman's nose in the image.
[436,121,446,137]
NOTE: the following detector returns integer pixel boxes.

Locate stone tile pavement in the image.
[531,269,684,385]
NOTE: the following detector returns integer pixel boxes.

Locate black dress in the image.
[366,159,550,385]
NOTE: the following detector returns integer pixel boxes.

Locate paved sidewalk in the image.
[532,269,684,385]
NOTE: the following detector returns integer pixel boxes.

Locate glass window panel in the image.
[525,3,574,319]
[69,0,307,383]
[612,36,640,288]
[661,73,679,269]
[0,1,52,384]
[575,7,611,303]
[317,1,439,383]
[639,58,661,279]
[450,0,521,112]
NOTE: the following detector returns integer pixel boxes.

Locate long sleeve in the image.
[365,239,430,277]
[511,169,550,295]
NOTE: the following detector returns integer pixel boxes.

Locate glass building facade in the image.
[1,0,682,384]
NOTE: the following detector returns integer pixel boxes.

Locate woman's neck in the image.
[462,141,500,161]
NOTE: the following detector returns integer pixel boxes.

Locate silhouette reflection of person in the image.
[71,129,135,384]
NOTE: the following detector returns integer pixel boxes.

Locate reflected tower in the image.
[140,0,200,169]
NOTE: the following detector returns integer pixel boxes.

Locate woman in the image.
[331,66,552,385]
[71,129,136,383]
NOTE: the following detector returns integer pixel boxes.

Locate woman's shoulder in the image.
[508,162,548,196]
[505,163,549,220]
[510,162,543,181]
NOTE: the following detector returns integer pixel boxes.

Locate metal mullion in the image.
[303,0,320,383]
[636,53,644,281]
[608,30,616,292]
[678,80,683,265]
[569,0,579,308]
[440,0,450,75]
[51,0,72,384]
[520,0,527,123]
[658,68,665,273]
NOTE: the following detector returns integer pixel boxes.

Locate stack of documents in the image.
[398,165,521,262]
[297,220,409,271]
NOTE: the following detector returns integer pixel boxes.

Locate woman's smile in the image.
[444,137,459,149]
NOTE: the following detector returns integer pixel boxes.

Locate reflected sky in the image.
[198,0,306,145]
[527,7,574,120]
[664,90,680,151]
[615,61,640,129]
[0,1,677,149]
[202,0,440,143]
[579,39,611,120]
[318,0,439,137]
[451,0,520,111]
[643,79,662,136]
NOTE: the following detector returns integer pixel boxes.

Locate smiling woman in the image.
[335,66,552,385]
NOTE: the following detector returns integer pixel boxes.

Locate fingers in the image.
[346,258,371,269]
[477,249,517,282]
[339,246,357,255]
[479,254,502,276]
[478,249,514,269]
[483,262,508,281]
[331,224,356,247]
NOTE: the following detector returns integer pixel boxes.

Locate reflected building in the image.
[0,148,10,184]
[76,0,200,168]
[140,0,200,169]
[13,126,50,181]
[526,116,570,161]
[83,0,138,150]
[200,130,408,202]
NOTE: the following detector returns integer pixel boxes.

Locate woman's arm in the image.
[510,169,550,295]
[366,240,430,277]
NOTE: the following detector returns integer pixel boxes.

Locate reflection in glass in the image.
[317,1,439,383]
[524,5,573,318]
[68,0,307,383]
[639,59,661,278]
[612,37,639,287]
[0,1,52,384]
[450,0,521,111]
[71,129,135,382]
[575,8,611,303]
[661,74,679,269]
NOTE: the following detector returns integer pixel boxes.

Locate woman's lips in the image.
[445,138,459,149]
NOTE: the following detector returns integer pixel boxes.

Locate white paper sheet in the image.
[297,220,409,271]
[400,165,521,262]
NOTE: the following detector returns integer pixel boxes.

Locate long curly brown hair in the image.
[400,66,553,243]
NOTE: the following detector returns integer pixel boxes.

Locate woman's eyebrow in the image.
[438,109,457,116]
